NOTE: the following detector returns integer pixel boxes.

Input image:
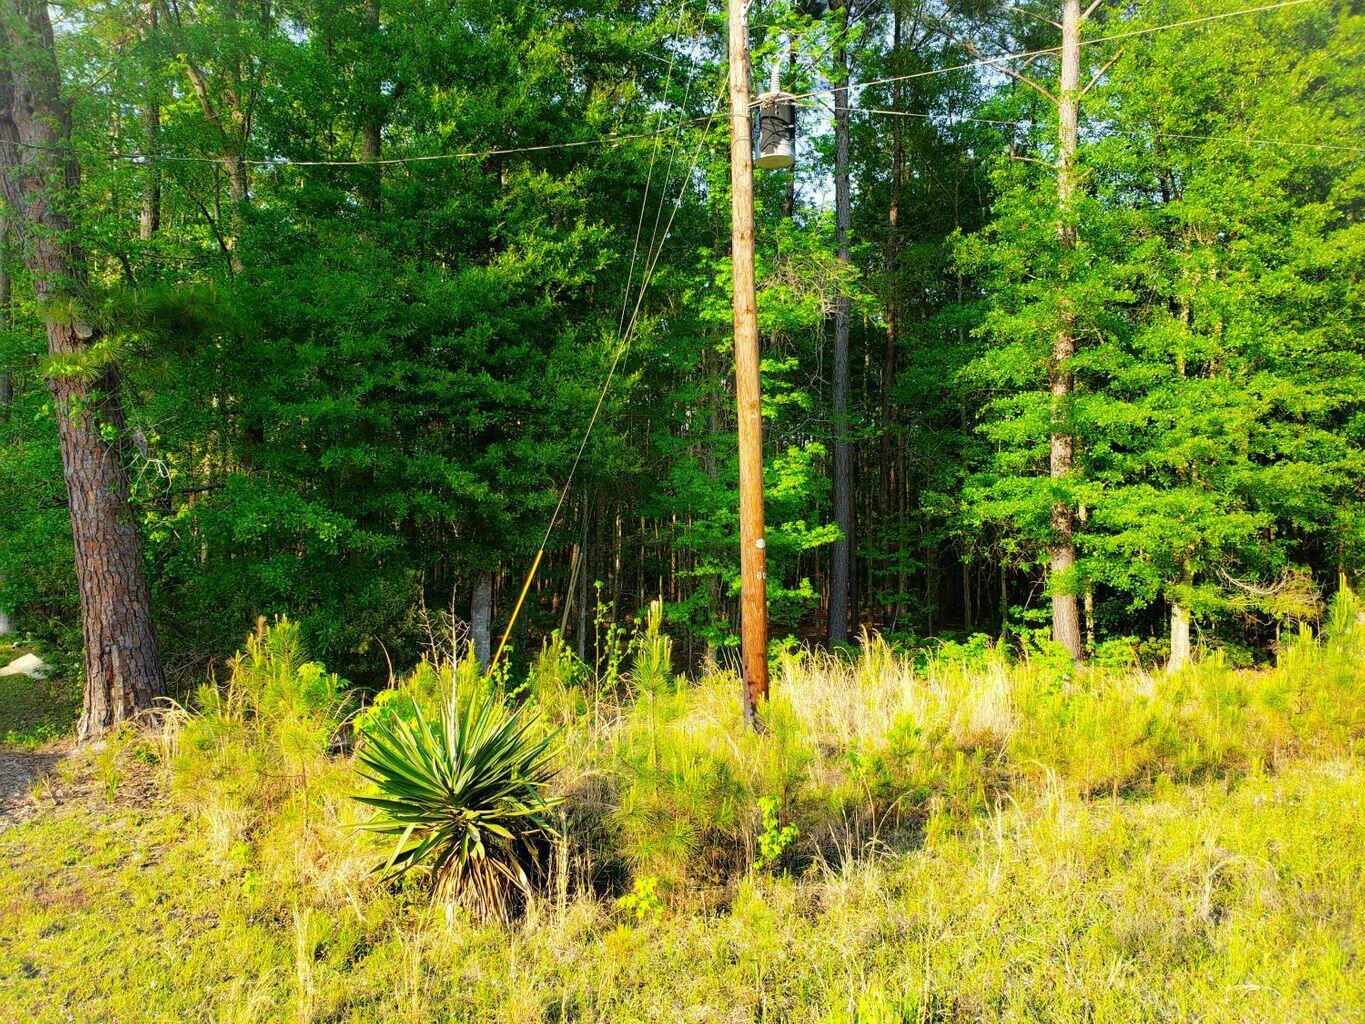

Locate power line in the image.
[778,44,1061,106]
[0,1,1330,171]
[0,115,723,168]
[779,0,1325,107]
[811,101,1364,155]
[1085,0,1317,46]
[618,0,695,338]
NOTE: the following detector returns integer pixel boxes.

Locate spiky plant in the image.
[353,684,561,922]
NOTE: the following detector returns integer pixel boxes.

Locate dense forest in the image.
[0,0,1360,726]
[1,3,1363,1019]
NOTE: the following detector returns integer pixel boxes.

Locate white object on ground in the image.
[0,653,49,679]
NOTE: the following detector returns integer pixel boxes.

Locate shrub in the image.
[169,618,350,858]
[612,675,812,884]
[354,680,562,922]
[527,631,589,727]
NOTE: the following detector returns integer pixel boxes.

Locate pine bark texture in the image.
[1049,0,1084,660]
[0,0,165,737]
[827,0,853,645]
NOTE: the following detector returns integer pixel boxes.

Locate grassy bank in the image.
[0,603,1360,1022]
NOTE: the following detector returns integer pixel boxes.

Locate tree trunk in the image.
[0,0,165,737]
[1167,560,1193,672]
[559,507,587,640]
[0,210,11,636]
[471,571,493,669]
[827,0,853,645]
[962,559,972,632]
[1049,0,1084,660]
[576,525,589,661]
[158,0,249,269]
[880,8,903,629]
[1079,502,1095,649]
[1168,601,1191,672]
[782,37,796,217]
[359,0,382,209]
[139,0,160,240]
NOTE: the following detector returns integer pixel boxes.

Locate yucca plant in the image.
[353,683,562,922]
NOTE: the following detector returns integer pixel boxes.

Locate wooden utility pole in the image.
[727,0,769,727]
[1049,0,1085,660]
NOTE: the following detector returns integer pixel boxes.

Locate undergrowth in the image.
[2,595,1360,1021]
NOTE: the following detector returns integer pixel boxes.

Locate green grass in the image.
[0,608,1360,1022]
[0,758,1359,1022]
[0,640,80,747]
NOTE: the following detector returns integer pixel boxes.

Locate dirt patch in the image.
[0,746,70,828]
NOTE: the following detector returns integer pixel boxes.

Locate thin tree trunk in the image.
[880,7,903,629]
[559,523,584,640]
[701,344,724,663]
[0,210,10,636]
[1167,566,1193,672]
[158,0,249,270]
[139,0,160,240]
[783,37,796,217]
[359,0,382,209]
[962,559,972,632]
[471,571,493,669]
[1079,502,1095,649]
[576,522,589,661]
[827,0,853,644]
[1049,0,1084,660]
[0,209,10,410]
[0,0,165,736]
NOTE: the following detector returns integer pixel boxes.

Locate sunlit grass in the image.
[0,598,1359,1022]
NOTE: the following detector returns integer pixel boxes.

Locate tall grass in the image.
[5,595,1358,1021]
[153,591,1363,919]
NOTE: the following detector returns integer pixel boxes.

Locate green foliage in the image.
[753,796,800,872]
[628,599,675,697]
[611,673,813,884]
[170,618,351,862]
[5,0,1358,687]
[614,873,664,925]
[353,679,562,922]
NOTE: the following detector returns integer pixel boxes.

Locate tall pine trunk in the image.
[1049,0,1084,660]
[827,0,853,644]
[879,8,903,630]
[0,0,165,737]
